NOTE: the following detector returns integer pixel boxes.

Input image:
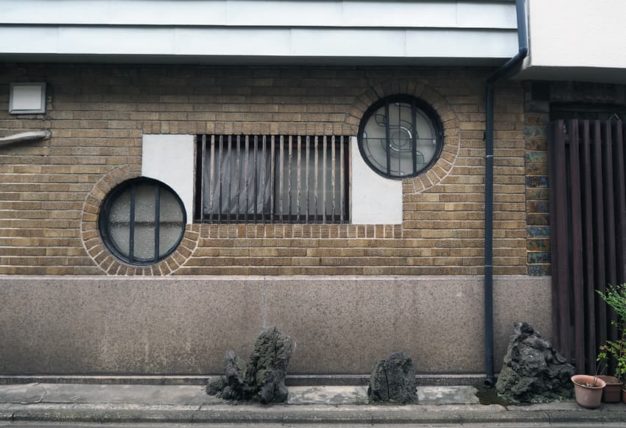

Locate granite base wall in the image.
[0,275,551,375]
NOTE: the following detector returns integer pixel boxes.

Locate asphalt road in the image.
[2,423,626,428]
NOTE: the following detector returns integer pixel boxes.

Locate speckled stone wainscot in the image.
[0,275,551,375]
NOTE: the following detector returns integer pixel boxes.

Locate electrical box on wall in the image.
[9,82,46,114]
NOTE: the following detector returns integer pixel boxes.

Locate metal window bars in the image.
[195,134,350,224]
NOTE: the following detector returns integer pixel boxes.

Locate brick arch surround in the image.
[345,79,461,194]
[80,165,200,276]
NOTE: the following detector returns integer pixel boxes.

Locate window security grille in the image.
[195,135,350,223]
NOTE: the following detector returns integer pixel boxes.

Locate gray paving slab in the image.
[0,384,221,406]
[418,386,480,404]
[287,386,369,405]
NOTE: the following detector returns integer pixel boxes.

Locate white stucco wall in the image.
[350,138,403,225]
[141,135,195,225]
[528,0,626,70]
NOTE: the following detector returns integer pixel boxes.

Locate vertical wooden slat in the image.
[603,121,618,342]
[568,120,585,371]
[581,120,597,373]
[552,120,572,360]
[593,120,607,351]
[613,121,626,288]
[549,122,561,351]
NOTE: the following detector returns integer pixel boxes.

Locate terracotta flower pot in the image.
[572,375,606,409]
[597,375,623,403]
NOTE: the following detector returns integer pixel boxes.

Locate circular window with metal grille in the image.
[357,95,444,179]
[98,177,186,265]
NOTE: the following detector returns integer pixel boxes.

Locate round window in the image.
[358,95,443,179]
[98,177,186,265]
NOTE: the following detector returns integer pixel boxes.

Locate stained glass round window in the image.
[99,177,186,265]
[358,95,443,179]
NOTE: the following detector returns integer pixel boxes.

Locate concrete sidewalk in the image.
[0,383,625,425]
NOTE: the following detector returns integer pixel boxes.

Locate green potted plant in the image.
[597,284,626,404]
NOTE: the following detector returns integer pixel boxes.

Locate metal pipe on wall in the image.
[483,0,529,386]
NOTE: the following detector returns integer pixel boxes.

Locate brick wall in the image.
[0,64,529,276]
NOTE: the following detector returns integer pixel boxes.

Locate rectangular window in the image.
[195,135,350,223]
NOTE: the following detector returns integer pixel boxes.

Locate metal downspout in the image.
[484,0,529,386]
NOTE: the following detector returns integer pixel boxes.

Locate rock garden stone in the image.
[368,352,417,404]
[496,322,575,403]
[206,327,294,404]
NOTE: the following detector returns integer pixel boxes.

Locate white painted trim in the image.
[350,137,403,225]
[141,135,195,225]
[0,1,517,29]
[0,26,518,59]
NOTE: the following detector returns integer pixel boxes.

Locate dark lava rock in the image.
[206,376,225,396]
[368,352,417,404]
[206,350,247,400]
[244,327,294,404]
[206,327,294,404]
[496,322,574,403]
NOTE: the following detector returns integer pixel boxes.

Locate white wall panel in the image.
[142,135,195,225]
[350,138,403,225]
